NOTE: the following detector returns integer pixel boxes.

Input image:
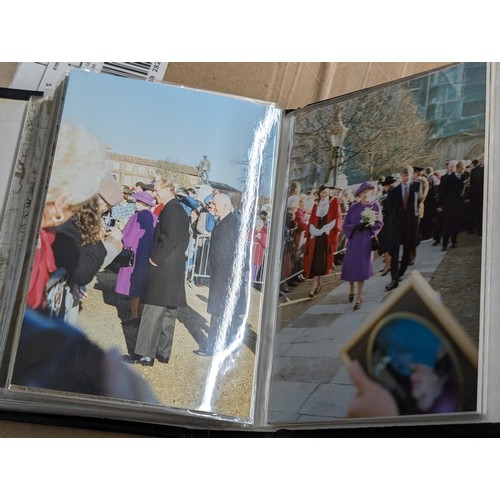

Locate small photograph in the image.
[268,62,485,424]
[370,314,461,415]
[6,70,280,420]
[340,271,478,417]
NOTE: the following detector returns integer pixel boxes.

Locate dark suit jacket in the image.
[207,211,247,317]
[438,172,466,209]
[385,181,420,248]
[143,197,189,307]
[469,166,484,205]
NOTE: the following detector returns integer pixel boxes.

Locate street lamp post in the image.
[329,110,348,187]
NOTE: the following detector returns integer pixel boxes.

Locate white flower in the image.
[360,207,377,227]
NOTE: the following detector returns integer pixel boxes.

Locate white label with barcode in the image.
[10,62,168,95]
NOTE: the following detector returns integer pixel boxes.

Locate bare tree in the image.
[290,84,437,187]
[341,87,435,180]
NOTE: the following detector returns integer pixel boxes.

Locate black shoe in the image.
[126,354,155,366]
[156,355,170,364]
[193,349,212,357]
[385,280,399,291]
[441,246,447,252]
[353,302,362,311]
[408,260,415,266]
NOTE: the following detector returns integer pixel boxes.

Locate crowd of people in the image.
[13,117,485,406]
[16,118,267,403]
[282,155,485,310]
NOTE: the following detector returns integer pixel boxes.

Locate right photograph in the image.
[269,62,485,423]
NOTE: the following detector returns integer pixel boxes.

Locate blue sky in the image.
[61,70,278,191]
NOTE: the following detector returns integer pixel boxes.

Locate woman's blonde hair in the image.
[47,120,108,207]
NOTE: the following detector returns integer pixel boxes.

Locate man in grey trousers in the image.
[128,178,190,367]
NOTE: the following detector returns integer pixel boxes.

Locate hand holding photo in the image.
[341,271,478,417]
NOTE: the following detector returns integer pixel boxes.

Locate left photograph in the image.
[6,70,281,421]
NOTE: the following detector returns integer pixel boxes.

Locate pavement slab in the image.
[268,239,446,425]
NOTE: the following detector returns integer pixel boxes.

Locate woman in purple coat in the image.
[340,181,383,310]
[115,191,158,324]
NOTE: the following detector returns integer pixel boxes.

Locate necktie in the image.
[403,185,408,209]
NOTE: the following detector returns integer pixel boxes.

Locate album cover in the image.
[0,63,497,431]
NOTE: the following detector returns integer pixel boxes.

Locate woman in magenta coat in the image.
[115,191,158,324]
[340,181,383,311]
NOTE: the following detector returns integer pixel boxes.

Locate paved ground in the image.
[268,238,480,424]
[78,271,263,420]
[76,233,481,426]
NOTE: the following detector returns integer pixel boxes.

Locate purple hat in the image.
[132,191,156,207]
[354,181,376,197]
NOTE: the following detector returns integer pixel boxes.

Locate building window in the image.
[139,166,145,174]
[124,176,132,186]
[126,164,133,172]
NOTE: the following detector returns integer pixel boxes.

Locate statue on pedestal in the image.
[197,155,211,184]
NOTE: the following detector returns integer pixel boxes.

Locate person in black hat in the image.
[421,167,439,241]
[377,175,397,276]
[408,166,429,264]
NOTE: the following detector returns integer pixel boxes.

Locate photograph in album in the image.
[1,70,281,421]
[269,63,485,423]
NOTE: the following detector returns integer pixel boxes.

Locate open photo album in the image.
[0,62,497,431]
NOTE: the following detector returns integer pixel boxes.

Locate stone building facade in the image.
[107,151,200,189]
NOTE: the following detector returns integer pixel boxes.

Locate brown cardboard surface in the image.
[0,62,18,88]
[0,61,452,437]
[0,419,143,438]
[164,62,451,108]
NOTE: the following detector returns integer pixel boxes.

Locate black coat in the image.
[143,198,189,308]
[52,220,107,287]
[469,165,484,205]
[385,182,420,248]
[207,211,247,317]
[438,172,466,209]
[377,186,394,253]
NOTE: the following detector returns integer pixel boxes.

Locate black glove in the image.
[356,223,368,231]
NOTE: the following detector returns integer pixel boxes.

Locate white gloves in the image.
[309,220,336,238]
[322,220,336,235]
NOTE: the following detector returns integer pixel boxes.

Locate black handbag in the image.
[115,248,135,267]
[371,237,379,251]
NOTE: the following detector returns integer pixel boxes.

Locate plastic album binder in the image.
[0,62,497,431]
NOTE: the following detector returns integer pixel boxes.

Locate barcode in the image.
[11,62,168,95]
[101,62,156,80]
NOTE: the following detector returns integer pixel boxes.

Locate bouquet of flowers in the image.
[360,207,377,227]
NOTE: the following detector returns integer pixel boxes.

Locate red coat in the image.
[250,226,268,266]
[302,197,342,279]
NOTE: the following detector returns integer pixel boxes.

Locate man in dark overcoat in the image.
[129,179,189,366]
[438,160,467,251]
[469,154,485,236]
[194,193,247,356]
[385,165,421,291]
